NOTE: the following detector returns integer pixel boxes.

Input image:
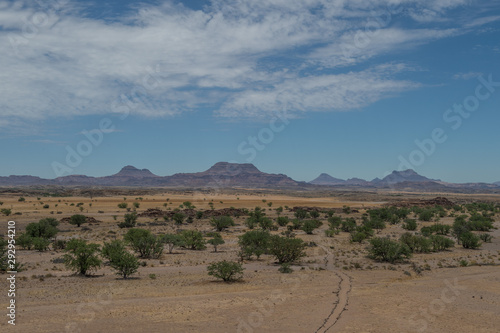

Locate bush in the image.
[328,216,342,229]
[341,218,357,232]
[118,213,137,228]
[1,208,12,216]
[207,233,225,252]
[102,241,139,279]
[418,210,434,222]
[294,209,308,219]
[180,230,206,250]
[301,220,322,234]
[64,239,102,275]
[291,219,303,230]
[276,216,289,227]
[33,237,51,252]
[53,239,67,250]
[210,216,235,232]
[196,211,204,219]
[162,234,185,253]
[173,212,186,225]
[124,229,164,258]
[460,232,481,249]
[16,233,34,250]
[18,197,26,202]
[207,260,244,282]
[431,224,451,235]
[69,214,87,227]
[238,230,270,260]
[429,235,454,252]
[368,238,412,263]
[118,203,128,209]
[350,231,369,243]
[26,218,59,239]
[278,263,293,274]
[479,233,493,243]
[258,217,274,230]
[402,219,417,231]
[399,233,431,253]
[309,211,320,219]
[268,235,306,264]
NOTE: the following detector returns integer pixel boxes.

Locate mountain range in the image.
[1,162,499,192]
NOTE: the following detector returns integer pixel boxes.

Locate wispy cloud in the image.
[0,0,497,130]
[453,72,483,80]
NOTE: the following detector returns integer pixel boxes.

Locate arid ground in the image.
[1,190,499,332]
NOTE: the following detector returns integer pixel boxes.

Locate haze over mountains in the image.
[0,162,499,192]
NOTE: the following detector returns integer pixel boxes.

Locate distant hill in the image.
[309,173,345,185]
[0,164,499,192]
[377,169,436,184]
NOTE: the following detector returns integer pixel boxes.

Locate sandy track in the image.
[315,245,352,333]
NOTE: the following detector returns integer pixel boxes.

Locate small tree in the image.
[368,238,411,263]
[173,212,186,225]
[16,233,34,250]
[26,218,59,239]
[275,206,283,216]
[124,229,164,258]
[69,214,87,227]
[118,212,137,228]
[210,216,235,232]
[258,217,274,230]
[33,237,51,252]
[183,201,195,209]
[64,239,102,276]
[102,241,139,279]
[207,260,244,282]
[162,234,185,254]
[294,209,308,219]
[238,230,270,260]
[460,232,481,249]
[207,233,225,252]
[133,202,140,209]
[118,202,128,209]
[402,219,417,231]
[181,230,206,250]
[1,208,12,216]
[276,216,289,227]
[268,235,306,264]
[18,197,26,202]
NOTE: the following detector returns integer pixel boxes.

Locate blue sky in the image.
[1,0,500,183]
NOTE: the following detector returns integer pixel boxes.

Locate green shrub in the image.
[118,212,138,228]
[64,239,102,275]
[238,230,270,259]
[268,235,306,264]
[340,218,357,232]
[460,232,481,249]
[124,229,164,258]
[173,212,186,225]
[479,233,493,243]
[33,237,51,252]
[368,238,412,263]
[278,263,293,274]
[402,219,417,231]
[180,230,206,250]
[429,235,454,252]
[16,233,34,250]
[162,234,185,253]
[399,233,431,253]
[26,218,59,239]
[301,220,322,234]
[207,233,225,252]
[69,214,87,227]
[276,216,289,227]
[207,260,244,282]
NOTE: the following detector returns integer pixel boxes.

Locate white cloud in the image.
[0,0,494,130]
[453,72,482,80]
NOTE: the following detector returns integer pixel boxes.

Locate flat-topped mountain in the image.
[112,165,159,178]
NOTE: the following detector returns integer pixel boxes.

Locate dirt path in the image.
[315,245,352,333]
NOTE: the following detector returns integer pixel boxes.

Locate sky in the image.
[1,0,500,183]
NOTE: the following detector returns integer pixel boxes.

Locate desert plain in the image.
[1,189,499,333]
